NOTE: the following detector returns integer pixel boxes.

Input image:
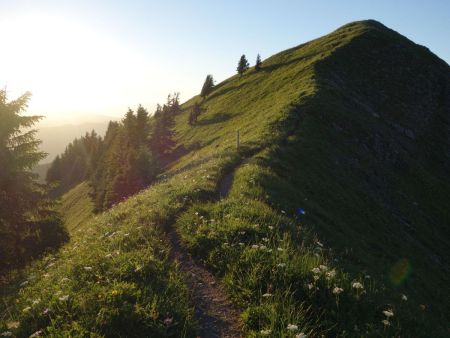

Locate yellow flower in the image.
[111,290,118,296]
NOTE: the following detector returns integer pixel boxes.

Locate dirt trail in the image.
[218,159,249,198]
[166,228,242,338]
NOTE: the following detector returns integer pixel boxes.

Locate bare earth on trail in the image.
[166,228,243,338]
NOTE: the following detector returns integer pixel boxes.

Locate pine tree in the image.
[237,54,250,76]
[200,75,214,99]
[0,90,67,271]
[255,53,262,71]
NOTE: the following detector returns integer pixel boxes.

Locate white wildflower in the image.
[319,265,328,271]
[277,263,286,268]
[383,309,394,318]
[381,319,390,326]
[239,242,244,246]
[277,247,284,252]
[262,237,269,242]
[32,299,41,306]
[287,324,298,331]
[401,294,408,301]
[352,282,364,290]
[22,306,31,313]
[307,283,314,290]
[0,332,13,337]
[20,280,29,287]
[259,245,267,250]
[296,333,307,338]
[313,275,320,281]
[332,286,343,295]
[316,240,323,247]
[84,266,93,271]
[262,293,273,298]
[326,269,336,279]
[311,267,321,274]
[58,295,69,302]
[251,244,259,249]
[29,330,43,337]
[268,226,274,230]
[260,329,271,336]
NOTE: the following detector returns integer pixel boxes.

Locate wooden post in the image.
[236,130,240,150]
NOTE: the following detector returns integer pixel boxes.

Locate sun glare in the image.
[1,13,151,121]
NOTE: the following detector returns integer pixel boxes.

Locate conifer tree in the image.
[0,90,67,271]
[255,53,262,71]
[200,75,214,99]
[237,54,250,76]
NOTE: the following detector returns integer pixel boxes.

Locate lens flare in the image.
[389,258,412,287]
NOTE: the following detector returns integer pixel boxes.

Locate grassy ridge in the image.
[1,20,448,337]
[58,182,95,232]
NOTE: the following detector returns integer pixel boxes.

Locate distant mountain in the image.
[36,121,112,163]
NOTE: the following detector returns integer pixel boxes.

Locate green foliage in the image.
[237,54,250,76]
[0,90,68,272]
[200,74,214,98]
[46,130,102,197]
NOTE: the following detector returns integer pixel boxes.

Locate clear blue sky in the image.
[1,0,449,124]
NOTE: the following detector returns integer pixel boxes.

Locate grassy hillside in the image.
[1,20,449,337]
[58,182,95,231]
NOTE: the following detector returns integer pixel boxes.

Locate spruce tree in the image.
[237,54,250,76]
[0,90,67,270]
[255,53,262,71]
[200,75,214,99]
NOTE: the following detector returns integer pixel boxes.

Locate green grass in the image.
[58,182,95,232]
[1,19,449,337]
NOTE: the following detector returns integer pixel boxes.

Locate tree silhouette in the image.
[237,54,250,76]
[255,54,262,71]
[200,74,214,99]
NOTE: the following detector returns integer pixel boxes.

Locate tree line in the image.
[46,94,180,212]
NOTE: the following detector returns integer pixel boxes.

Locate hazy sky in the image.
[1,0,449,126]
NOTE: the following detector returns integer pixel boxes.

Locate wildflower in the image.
[268,226,274,230]
[6,322,19,330]
[260,329,272,336]
[326,269,336,279]
[61,277,70,283]
[22,306,31,313]
[43,308,50,315]
[239,242,244,246]
[251,244,259,249]
[307,283,314,290]
[319,265,328,271]
[124,233,130,236]
[262,237,269,242]
[332,287,343,295]
[1,332,13,337]
[262,293,273,298]
[313,275,320,281]
[105,253,112,258]
[20,280,29,287]
[111,290,119,296]
[311,267,321,274]
[277,247,284,252]
[259,245,267,250]
[238,231,246,235]
[32,299,41,306]
[287,324,298,331]
[383,309,394,318]
[277,263,286,268]
[58,295,69,302]
[29,330,43,337]
[296,333,307,338]
[84,266,93,271]
[381,319,390,326]
[316,240,323,247]
[401,294,408,301]
[352,282,364,290]
[281,210,286,214]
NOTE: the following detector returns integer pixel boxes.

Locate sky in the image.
[1,0,449,126]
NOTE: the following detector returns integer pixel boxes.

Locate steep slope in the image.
[2,20,449,337]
